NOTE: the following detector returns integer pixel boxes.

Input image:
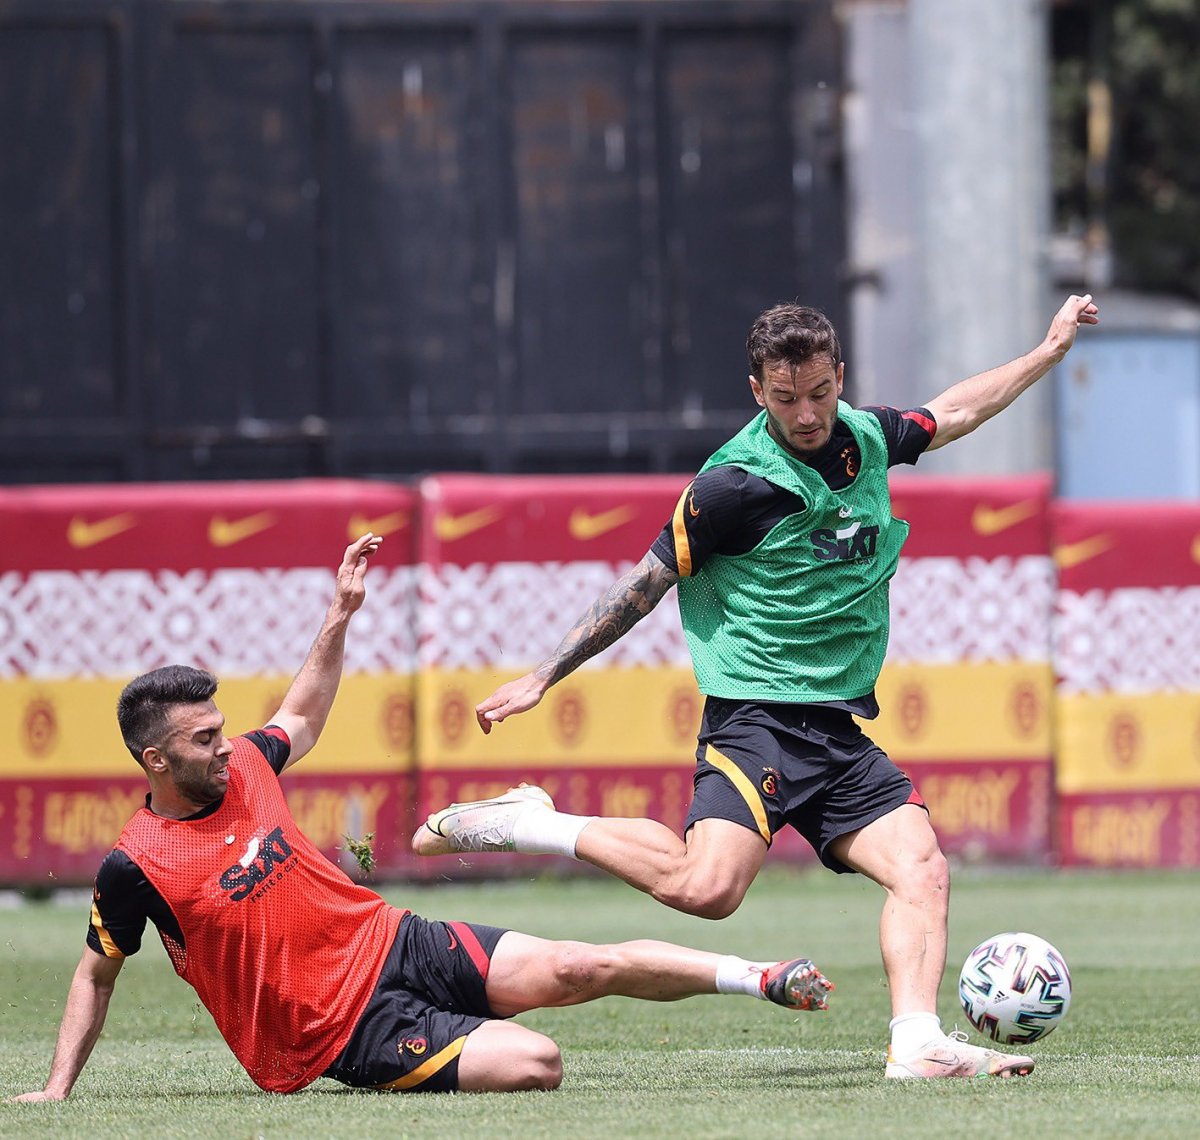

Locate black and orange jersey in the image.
[87,728,404,1093]
[650,405,935,717]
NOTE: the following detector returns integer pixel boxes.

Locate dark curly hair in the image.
[117,665,218,765]
[746,303,841,380]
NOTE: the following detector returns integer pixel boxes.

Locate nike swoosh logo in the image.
[208,512,278,547]
[568,505,637,541]
[687,492,700,518]
[67,513,137,548]
[1053,534,1114,570]
[347,510,409,540]
[433,507,501,542]
[971,499,1039,536]
[447,929,459,952]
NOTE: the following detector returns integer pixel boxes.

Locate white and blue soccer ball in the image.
[958,932,1072,1045]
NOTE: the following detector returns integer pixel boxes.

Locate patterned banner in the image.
[11,474,1196,881]
[414,472,1056,865]
[414,474,693,763]
[1053,501,1200,866]
[0,480,418,881]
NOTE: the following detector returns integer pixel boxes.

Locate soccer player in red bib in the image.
[11,534,831,1102]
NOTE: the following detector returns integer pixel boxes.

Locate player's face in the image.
[749,357,844,456]
[159,700,234,807]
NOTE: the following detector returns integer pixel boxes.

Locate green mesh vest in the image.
[676,403,909,701]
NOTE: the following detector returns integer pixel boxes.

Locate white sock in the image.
[511,809,595,858]
[889,1012,943,1056]
[715,956,773,999]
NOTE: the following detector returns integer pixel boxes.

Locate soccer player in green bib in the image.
[415,293,1099,1080]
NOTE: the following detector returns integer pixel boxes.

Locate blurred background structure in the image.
[2,0,844,482]
[1,0,1198,885]
[2,0,1199,490]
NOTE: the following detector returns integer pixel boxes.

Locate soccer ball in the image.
[957,932,1072,1045]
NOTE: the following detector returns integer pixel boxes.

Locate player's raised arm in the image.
[923,293,1099,451]
[475,549,679,734]
[9,947,124,1102]
[269,532,382,769]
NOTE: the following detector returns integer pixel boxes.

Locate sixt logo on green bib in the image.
[810,521,880,562]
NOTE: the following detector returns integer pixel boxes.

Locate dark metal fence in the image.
[0,0,843,482]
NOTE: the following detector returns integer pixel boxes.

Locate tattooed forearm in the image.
[535,551,678,686]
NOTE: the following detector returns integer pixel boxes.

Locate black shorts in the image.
[323,914,508,1093]
[684,697,925,874]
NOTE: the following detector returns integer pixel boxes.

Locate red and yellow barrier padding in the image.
[1052,502,1200,867]
[0,481,418,881]
[414,472,1057,869]
[6,474,1198,883]
[411,474,699,871]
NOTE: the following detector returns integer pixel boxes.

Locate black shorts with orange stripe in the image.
[322,913,508,1093]
[683,697,926,874]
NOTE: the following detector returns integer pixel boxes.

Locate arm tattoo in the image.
[535,551,679,686]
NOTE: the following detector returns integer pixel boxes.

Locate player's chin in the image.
[789,432,827,452]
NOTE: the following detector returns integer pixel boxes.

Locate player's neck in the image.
[148,781,223,820]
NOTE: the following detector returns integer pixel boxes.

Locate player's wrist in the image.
[324,599,358,627]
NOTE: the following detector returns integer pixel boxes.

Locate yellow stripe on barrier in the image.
[872,661,1054,761]
[1056,690,1200,793]
[416,667,703,767]
[0,675,415,777]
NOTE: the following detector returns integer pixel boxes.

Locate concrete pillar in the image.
[908,0,1052,474]
[844,1,918,411]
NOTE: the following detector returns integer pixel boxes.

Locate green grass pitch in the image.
[2,866,1198,1139]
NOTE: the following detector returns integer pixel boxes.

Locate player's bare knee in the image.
[539,1046,564,1090]
[896,845,950,905]
[924,847,950,896]
[545,941,615,997]
[516,1038,562,1090]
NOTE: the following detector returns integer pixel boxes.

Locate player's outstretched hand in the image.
[8,1090,65,1103]
[335,531,383,615]
[475,672,548,734]
[1044,293,1100,363]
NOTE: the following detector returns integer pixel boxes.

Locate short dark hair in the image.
[746,303,841,380]
[117,665,218,765]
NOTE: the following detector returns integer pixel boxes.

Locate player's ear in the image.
[749,374,766,408]
[142,746,168,774]
[835,361,845,394]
